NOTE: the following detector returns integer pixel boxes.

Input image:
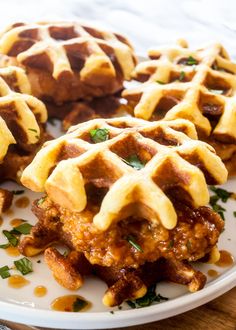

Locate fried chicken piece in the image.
[20,197,224,269]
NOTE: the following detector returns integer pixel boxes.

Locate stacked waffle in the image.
[20,117,226,306]
[0,21,136,125]
[123,40,236,174]
[0,65,47,182]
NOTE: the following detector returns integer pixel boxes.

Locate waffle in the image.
[0,65,47,160]
[44,248,207,307]
[21,117,227,230]
[19,117,226,306]
[0,21,137,104]
[45,95,125,131]
[122,40,236,174]
[0,65,47,181]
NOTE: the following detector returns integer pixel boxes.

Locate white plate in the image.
[0,125,236,329]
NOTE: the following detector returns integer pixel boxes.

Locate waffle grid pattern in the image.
[21,117,227,231]
[0,66,47,162]
[122,40,236,142]
[0,21,136,81]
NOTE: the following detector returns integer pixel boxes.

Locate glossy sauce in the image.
[34,285,47,297]
[5,209,14,216]
[0,216,3,227]
[215,250,234,267]
[10,218,26,227]
[5,246,20,257]
[51,295,91,312]
[15,197,30,209]
[8,275,30,288]
[207,269,219,277]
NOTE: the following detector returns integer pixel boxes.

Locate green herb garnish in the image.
[0,243,10,249]
[186,56,197,65]
[14,257,33,275]
[90,128,109,143]
[127,284,168,308]
[156,80,165,84]
[179,71,185,81]
[126,235,143,252]
[122,155,145,170]
[12,190,24,195]
[37,196,46,205]
[209,186,234,220]
[234,211,236,218]
[0,265,10,279]
[2,230,19,247]
[72,298,88,312]
[28,128,37,133]
[210,186,233,202]
[12,223,33,235]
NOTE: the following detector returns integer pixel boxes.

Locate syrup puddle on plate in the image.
[8,275,30,289]
[15,197,30,208]
[34,285,47,297]
[215,250,234,267]
[51,295,91,312]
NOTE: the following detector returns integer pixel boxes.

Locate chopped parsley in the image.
[12,223,33,235]
[28,128,39,140]
[0,265,10,279]
[122,155,145,170]
[126,235,143,252]
[90,128,109,143]
[156,80,165,84]
[14,257,33,275]
[37,196,46,205]
[179,71,185,81]
[127,284,168,308]
[2,230,19,247]
[209,186,234,220]
[210,186,233,202]
[28,128,37,133]
[186,56,197,65]
[0,243,10,249]
[72,298,88,312]
[12,190,24,195]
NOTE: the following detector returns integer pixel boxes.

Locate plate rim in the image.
[1,265,236,329]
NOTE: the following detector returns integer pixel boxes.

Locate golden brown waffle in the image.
[21,117,227,232]
[19,117,226,305]
[122,40,236,173]
[0,65,47,163]
[0,22,137,103]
